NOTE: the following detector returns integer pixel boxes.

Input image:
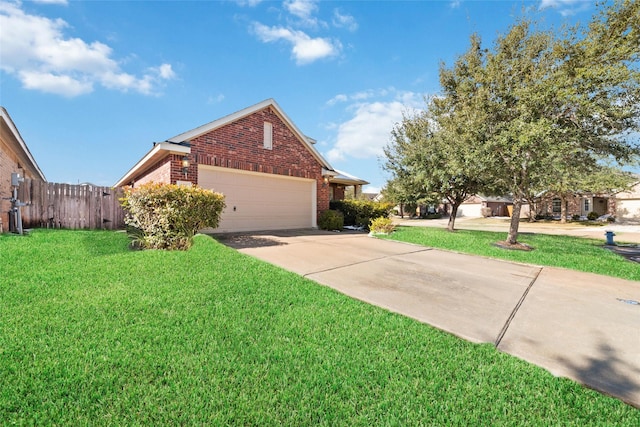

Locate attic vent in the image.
[263,122,273,150]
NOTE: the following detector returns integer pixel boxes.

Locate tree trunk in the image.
[560,194,567,224]
[506,200,522,244]
[400,203,404,218]
[447,203,459,231]
[527,199,536,222]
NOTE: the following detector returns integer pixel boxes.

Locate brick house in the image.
[535,192,614,219]
[115,99,368,232]
[0,107,46,232]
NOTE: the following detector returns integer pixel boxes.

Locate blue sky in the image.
[1,0,599,191]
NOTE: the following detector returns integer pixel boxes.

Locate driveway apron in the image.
[215,229,640,408]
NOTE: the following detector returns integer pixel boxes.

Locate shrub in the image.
[330,200,393,230]
[121,183,225,250]
[318,209,344,231]
[369,216,396,234]
[572,214,581,221]
[587,211,599,221]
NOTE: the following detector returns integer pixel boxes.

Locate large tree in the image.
[384,103,485,231]
[438,1,639,244]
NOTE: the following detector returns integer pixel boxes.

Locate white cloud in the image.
[19,70,91,96]
[235,0,263,6]
[283,0,323,29]
[328,101,405,161]
[156,63,176,80]
[207,93,225,104]
[0,1,175,97]
[449,0,461,9]
[326,93,348,106]
[252,22,340,64]
[326,90,423,162]
[284,0,317,20]
[539,0,590,16]
[332,9,358,32]
[32,0,68,4]
[325,88,391,106]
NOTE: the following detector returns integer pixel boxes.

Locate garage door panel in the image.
[617,199,640,222]
[199,165,315,232]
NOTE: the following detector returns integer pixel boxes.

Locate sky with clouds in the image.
[0,0,604,191]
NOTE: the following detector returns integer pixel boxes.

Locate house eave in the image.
[114,142,190,187]
[167,98,333,170]
[0,106,47,182]
[328,169,369,186]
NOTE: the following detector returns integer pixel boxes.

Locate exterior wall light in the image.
[182,155,190,177]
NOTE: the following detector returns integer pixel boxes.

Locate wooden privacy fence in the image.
[17,179,125,230]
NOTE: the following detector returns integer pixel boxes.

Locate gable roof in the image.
[115,99,335,187]
[0,107,46,182]
[168,98,332,170]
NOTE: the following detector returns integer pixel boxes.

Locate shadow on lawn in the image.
[557,332,640,408]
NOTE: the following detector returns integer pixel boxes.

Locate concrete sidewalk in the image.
[215,229,640,408]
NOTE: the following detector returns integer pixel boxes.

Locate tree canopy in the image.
[383,0,640,244]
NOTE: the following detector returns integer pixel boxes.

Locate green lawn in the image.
[381,226,640,281]
[1,230,638,424]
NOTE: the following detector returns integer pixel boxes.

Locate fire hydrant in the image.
[605,230,616,246]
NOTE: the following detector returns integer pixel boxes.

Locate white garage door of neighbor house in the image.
[457,203,483,218]
[617,199,640,222]
[198,165,316,233]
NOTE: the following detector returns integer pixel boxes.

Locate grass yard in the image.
[381,226,640,281]
[1,230,638,424]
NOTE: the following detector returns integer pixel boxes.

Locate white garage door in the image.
[198,165,316,233]
[617,199,640,223]
[457,203,482,217]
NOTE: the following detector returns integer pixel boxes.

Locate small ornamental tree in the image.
[121,183,225,250]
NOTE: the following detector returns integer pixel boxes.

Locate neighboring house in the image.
[614,181,640,223]
[457,195,528,218]
[361,192,382,202]
[115,99,368,233]
[535,192,613,219]
[0,107,46,232]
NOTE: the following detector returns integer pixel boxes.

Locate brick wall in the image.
[189,106,330,213]
[332,185,345,201]
[0,141,16,231]
[0,139,43,232]
[133,160,171,187]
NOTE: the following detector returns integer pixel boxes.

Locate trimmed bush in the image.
[318,209,344,231]
[369,216,396,234]
[121,183,225,250]
[587,211,599,221]
[330,200,393,230]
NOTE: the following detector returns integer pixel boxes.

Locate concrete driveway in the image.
[215,229,640,408]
